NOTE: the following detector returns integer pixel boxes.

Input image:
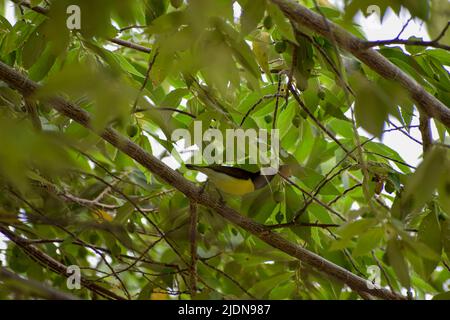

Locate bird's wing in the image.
[251,173,276,189]
[189,164,260,180]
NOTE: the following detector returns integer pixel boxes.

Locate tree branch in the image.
[0,61,404,300]
[0,224,125,300]
[189,201,198,296]
[419,111,433,153]
[364,38,450,51]
[0,266,79,300]
[23,97,41,131]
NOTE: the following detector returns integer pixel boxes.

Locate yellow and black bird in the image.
[185,164,291,196]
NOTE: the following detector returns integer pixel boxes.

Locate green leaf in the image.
[28,46,57,82]
[248,272,293,298]
[137,282,154,300]
[343,0,391,21]
[114,202,135,225]
[146,11,185,34]
[441,219,450,259]
[0,15,12,32]
[145,0,169,23]
[293,36,314,91]
[241,0,266,35]
[253,31,273,82]
[112,54,145,78]
[1,20,35,56]
[405,36,425,55]
[427,49,450,67]
[246,188,278,223]
[291,211,312,244]
[216,19,261,82]
[386,239,411,288]
[433,291,450,300]
[267,3,297,44]
[353,227,384,257]
[437,161,450,215]
[402,0,430,21]
[418,209,442,277]
[330,219,377,251]
[351,73,390,138]
[336,218,378,240]
[149,48,174,86]
[22,31,46,69]
[8,245,33,273]
[399,147,448,220]
[285,185,302,222]
[160,88,190,108]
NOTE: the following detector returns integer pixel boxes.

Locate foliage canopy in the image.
[0,0,449,300]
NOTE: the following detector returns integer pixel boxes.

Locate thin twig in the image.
[119,25,148,32]
[272,74,283,129]
[328,183,362,206]
[372,251,396,294]
[0,225,125,300]
[132,51,159,112]
[201,260,257,299]
[265,221,340,230]
[364,151,416,169]
[388,120,422,146]
[364,21,450,51]
[24,97,41,130]
[189,201,198,296]
[240,93,284,126]
[279,173,347,221]
[134,106,196,118]
[289,85,357,161]
[396,17,414,39]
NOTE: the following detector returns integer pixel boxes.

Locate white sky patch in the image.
[233,1,242,22]
[443,278,450,291]
[354,7,430,41]
[5,1,15,24]
[86,248,101,268]
[0,233,7,266]
[425,293,433,300]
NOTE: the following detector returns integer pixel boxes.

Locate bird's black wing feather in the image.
[186,164,278,188]
[207,164,260,180]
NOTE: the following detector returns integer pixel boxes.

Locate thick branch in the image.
[0,61,404,300]
[189,201,198,296]
[0,266,79,300]
[0,224,125,300]
[419,112,433,153]
[270,0,450,129]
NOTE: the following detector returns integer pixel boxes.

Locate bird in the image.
[185,164,291,196]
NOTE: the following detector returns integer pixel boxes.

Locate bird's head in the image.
[278,164,292,177]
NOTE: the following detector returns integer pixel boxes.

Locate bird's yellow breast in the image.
[201,168,255,196]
